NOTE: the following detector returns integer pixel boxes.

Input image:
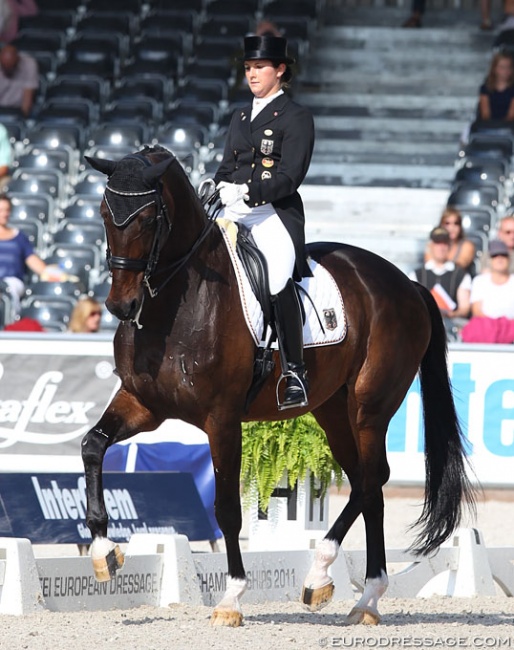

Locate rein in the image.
[142,183,222,298]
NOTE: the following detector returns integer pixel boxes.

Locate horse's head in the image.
[85,148,178,322]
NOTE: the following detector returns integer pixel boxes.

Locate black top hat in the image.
[242,35,295,65]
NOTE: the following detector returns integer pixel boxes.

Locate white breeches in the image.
[220,203,295,294]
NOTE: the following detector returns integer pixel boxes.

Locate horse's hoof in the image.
[210,608,243,627]
[300,581,334,612]
[92,544,125,582]
[345,606,381,626]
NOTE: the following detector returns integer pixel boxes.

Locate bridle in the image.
[105,183,171,296]
[104,155,221,298]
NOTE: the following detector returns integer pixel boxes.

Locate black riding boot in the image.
[271,279,309,409]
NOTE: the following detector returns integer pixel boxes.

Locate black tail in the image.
[410,283,476,555]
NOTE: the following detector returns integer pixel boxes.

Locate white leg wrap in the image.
[215,577,247,613]
[303,538,339,589]
[354,571,389,613]
[90,536,116,559]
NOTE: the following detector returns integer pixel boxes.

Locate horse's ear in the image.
[142,157,175,184]
[84,155,117,177]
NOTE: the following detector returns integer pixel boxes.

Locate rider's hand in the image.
[217,182,249,207]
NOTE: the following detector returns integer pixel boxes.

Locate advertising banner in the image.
[0,337,118,471]
[1,336,514,488]
[387,344,514,486]
[0,472,217,543]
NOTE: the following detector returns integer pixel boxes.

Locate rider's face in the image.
[244,60,285,99]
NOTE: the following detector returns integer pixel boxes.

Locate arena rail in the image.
[1,528,513,615]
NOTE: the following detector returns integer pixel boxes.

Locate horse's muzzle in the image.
[105,296,141,322]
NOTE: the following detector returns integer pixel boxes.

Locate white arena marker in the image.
[0,537,45,615]
[37,554,163,612]
[193,548,354,606]
[126,533,203,606]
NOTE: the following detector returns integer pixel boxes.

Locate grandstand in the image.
[0,0,511,329]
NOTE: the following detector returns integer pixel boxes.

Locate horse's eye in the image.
[141,215,157,231]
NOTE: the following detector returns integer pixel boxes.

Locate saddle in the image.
[235,225,276,409]
[236,224,273,327]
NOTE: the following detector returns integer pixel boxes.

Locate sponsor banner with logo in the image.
[0,337,118,470]
[387,344,514,486]
[0,472,217,543]
[1,337,514,487]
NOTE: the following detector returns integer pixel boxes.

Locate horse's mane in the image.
[138,144,207,217]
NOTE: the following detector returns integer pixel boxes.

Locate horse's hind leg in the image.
[301,387,362,611]
[81,388,161,581]
[303,386,391,625]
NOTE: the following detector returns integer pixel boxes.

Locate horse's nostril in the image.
[105,297,140,321]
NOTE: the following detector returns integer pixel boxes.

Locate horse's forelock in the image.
[108,156,153,193]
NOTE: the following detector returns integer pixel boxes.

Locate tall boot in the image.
[271,279,309,409]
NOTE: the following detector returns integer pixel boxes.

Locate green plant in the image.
[241,413,344,512]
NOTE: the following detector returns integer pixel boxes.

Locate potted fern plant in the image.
[241,413,344,551]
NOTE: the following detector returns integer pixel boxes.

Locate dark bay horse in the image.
[83,145,473,626]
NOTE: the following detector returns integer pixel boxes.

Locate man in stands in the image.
[481,214,514,273]
[410,226,472,340]
[0,43,38,116]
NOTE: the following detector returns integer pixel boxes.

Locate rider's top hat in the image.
[242,35,295,65]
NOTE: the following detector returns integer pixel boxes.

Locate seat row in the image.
[447,122,514,268]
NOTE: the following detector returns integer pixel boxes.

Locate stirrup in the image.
[276,369,309,411]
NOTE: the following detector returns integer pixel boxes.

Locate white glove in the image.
[217,181,249,207]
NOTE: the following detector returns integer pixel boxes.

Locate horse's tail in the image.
[409,283,476,556]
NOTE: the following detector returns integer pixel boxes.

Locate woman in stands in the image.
[425,207,476,273]
[477,52,514,122]
[0,194,48,315]
[68,297,102,334]
[214,34,314,409]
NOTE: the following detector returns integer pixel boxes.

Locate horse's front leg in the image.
[207,419,246,627]
[81,388,160,582]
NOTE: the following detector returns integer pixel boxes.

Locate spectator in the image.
[402,0,425,28]
[410,227,472,340]
[0,122,12,189]
[0,193,48,314]
[461,239,514,343]
[0,43,38,116]
[425,207,476,273]
[483,0,514,32]
[476,52,514,123]
[68,297,102,333]
[0,0,38,44]
[480,214,514,272]
[3,316,43,331]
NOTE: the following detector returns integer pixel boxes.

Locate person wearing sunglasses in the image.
[68,297,102,334]
[424,207,476,273]
[480,214,514,273]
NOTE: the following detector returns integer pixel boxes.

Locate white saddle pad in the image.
[217,220,347,348]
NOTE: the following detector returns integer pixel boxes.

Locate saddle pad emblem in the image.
[323,308,338,331]
[260,139,274,155]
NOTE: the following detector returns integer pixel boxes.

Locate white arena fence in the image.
[1,528,513,615]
